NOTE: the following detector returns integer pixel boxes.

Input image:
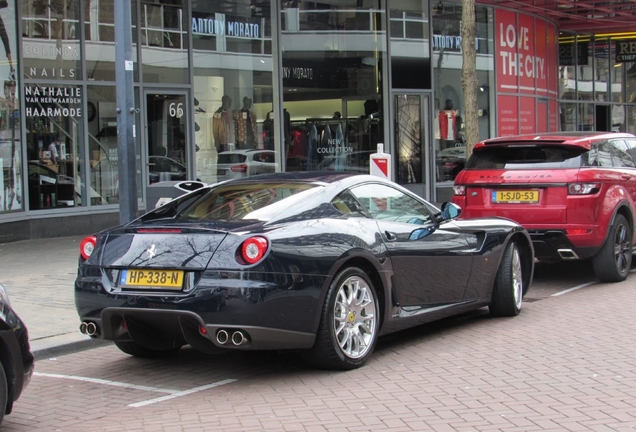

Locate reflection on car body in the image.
[75,172,534,370]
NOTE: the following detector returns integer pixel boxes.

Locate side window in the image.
[609,140,636,168]
[625,139,636,166]
[349,183,433,225]
[587,142,613,167]
[331,191,368,218]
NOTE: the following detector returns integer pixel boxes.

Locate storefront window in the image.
[22,0,81,81]
[0,0,20,213]
[140,0,188,84]
[84,0,138,82]
[87,85,119,204]
[281,0,386,175]
[24,84,85,209]
[593,37,610,102]
[433,3,493,194]
[191,1,273,184]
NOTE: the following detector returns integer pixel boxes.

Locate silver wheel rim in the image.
[613,223,631,274]
[332,275,377,359]
[512,246,523,310]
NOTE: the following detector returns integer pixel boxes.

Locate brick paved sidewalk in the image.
[0,236,107,358]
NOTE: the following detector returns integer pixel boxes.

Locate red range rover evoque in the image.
[452,132,636,283]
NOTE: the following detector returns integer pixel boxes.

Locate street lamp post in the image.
[114,0,138,223]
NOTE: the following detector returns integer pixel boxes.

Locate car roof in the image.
[476,132,636,150]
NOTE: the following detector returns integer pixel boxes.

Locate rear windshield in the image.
[218,154,247,164]
[178,182,320,222]
[465,145,586,170]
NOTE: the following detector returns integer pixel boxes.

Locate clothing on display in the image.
[212,95,232,152]
[234,97,258,149]
[439,99,458,148]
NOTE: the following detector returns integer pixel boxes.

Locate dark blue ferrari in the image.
[75,172,534,370]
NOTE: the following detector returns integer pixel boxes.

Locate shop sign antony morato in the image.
[192,15,260,38]
[24,86,82,117]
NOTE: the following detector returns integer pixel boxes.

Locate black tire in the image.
[302,267,380,370]
[592,214,632,283]
[114,341,181,359]
[489,242,524,317]
[0,362,7,426]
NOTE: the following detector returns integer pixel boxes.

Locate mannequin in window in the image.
[212,95,232,152]
[263,108,291,152]
[234,97,258,149]
[439,99,458,149]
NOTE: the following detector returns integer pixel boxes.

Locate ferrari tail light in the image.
[568,183,601,195]
[80,235,97,260]
[239,236,269,264]
[231,164,248,173]
[453,185,466,196]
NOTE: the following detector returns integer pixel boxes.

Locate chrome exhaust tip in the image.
[231,330,247,346]
[79,322,88,334]
[216,329,229,345]
[557,248,579,260]
[86,322,98,336]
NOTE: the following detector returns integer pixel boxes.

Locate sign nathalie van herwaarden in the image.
[25,86,82,117]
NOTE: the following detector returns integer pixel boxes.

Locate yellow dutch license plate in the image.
[120,269,184,289]
[493,190,539,203]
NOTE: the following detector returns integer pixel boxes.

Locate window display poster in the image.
[549,99,559,132]
[497,95,519,136]
[547,24,559,98]
[537,100,548,133]
[496,10,549,96]
[495,9,518,93]
[535,19,547,96]
[519,97,536,134]
[517,13,536,94]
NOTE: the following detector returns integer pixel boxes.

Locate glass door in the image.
[144,92,190,192]
[394,93,431,201]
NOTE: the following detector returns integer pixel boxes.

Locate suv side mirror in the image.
[440,202,462,220]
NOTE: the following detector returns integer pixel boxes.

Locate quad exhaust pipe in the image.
[215,329,249,346]
[79,321,99,336]
[231,330,248,346]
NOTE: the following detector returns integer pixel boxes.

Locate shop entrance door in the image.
[393,92,431,201]
[144,92,190,195]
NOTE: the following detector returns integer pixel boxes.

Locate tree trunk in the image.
[461,0,479,156]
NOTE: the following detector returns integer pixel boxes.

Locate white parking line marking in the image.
[128,379,237,408]
[552,281,596,297]
[35,372,179,394]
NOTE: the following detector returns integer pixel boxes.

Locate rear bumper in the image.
[528,229,599,262]
[75,269,326,352]
[79,308,316,352]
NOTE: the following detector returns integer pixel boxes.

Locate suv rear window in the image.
[218,154,247,164]
[465,145,586,170]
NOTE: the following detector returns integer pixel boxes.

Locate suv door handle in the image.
[385,231,397,241]
[621,174,631,180]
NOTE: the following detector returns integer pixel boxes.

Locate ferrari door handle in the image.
[621,174,631,180]
[385,231,397,241]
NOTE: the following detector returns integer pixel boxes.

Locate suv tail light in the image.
[568,183,601,195]
[453,185,466,196]
[231,164,248,173]
[80,235,97,260]
[238,236,269,264]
